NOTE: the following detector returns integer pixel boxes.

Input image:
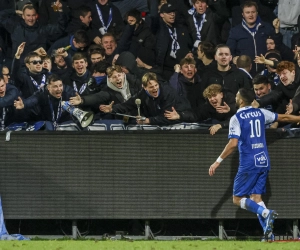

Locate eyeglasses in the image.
[2,74,9,76]
[29,60,43,65]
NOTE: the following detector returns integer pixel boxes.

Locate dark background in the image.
[0,130,298,237]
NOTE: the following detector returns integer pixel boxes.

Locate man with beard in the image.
[169,57,206,113]
[13,42,50,98]
[65,53,100,98]
[99,72,192,125]
[14,74,77,130]
[208,88,300,241]
[202,44,252,95]
[69,64,140,121]
[164,84,236,135]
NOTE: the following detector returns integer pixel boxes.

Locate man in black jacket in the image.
[116,9,156,67]
[69,64,141,121]
[89,0,124,44]
[257,61,300,116]
[187,0,229,48]
[48,30,90,59]
[202,44,252,95]
[14,74,77,130]
[169,57,206,113]
[154,3,193,80]
[0,75,28,129]
[99,72,192,125]
[0,4,67,60]
[13,42,50,98]
[164,83,236,135]
[65,53,101,97]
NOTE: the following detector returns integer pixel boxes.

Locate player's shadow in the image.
[210,133,277,218]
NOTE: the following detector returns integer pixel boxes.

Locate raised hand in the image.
[254,54,266,64]
[99,101,114,113]
[34,47,47,57]
[174,64,180,73]
[15,42,26,58]
[14,97,24,109]
[216,102,230,113]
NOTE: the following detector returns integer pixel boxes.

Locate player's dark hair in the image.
[238,88,256,105]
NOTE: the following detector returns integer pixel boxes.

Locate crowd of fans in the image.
[0,0,300,133]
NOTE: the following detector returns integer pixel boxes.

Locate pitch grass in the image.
[0,240,299,250]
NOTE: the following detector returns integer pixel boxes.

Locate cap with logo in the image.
[160,3,176,13]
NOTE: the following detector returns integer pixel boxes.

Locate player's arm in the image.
[276,113,300,123]
[209,138,238,176]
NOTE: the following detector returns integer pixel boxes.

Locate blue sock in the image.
[244,198,264,215]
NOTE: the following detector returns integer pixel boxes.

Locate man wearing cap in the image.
[155,3,193,81]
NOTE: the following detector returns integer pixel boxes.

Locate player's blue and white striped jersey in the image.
[228,106,278,173]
